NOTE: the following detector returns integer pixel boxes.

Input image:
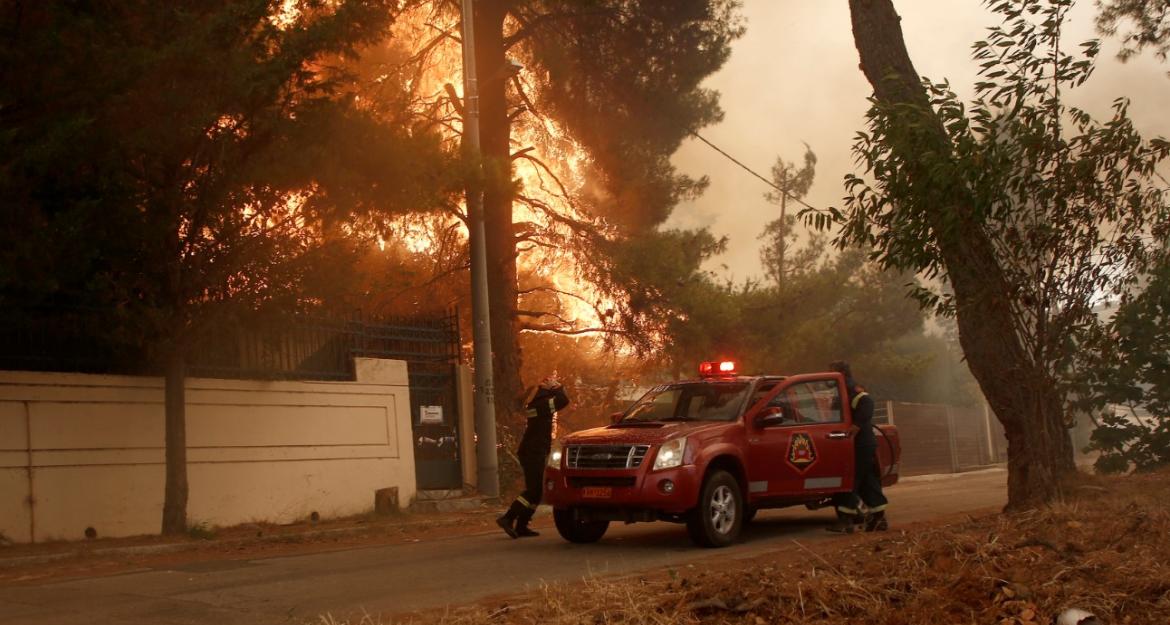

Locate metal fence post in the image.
[945,405,960,473]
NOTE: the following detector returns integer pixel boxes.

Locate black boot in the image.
[497,500,526,539]
[515,508,539,537]
[826,510,857,534]
[864,510,888,532]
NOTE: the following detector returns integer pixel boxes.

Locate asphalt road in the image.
[0,469,1007,625]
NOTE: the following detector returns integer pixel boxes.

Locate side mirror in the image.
[609,411,624,424]
[754,406,786,428]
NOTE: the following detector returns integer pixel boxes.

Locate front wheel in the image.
[553,508,609,543]
[686,470,743,548]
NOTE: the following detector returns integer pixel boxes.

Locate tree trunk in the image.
[475,0,524,425]
[847,0,1074,509]
[1003,389,1075,507]
[778,193,787,281]
[161,347,188,535]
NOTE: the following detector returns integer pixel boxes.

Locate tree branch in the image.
[515,309,576,326]
[518,284,595,307]
[519,323,633,337]
[515,153,576,205]
[502,8,612,50]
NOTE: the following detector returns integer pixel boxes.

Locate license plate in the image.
[581,486,612,499]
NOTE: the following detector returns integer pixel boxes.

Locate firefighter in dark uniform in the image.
[496,375,570,538]
[827,361,889,533]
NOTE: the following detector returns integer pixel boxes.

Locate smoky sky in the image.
[669,0,1170,282]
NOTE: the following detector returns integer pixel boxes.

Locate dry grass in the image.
[324,470,1170,625]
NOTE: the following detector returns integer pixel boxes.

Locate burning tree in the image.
[364,1,745,420]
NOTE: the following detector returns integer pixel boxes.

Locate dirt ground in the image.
[377,470,1170,625]
[0,503,528,584]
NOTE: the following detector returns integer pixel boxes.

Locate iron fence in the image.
[0,306,460,381]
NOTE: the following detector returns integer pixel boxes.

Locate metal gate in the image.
[408,361,462,490]
[343,312,464,491]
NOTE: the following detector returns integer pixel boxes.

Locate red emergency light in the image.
[699,360,737,377]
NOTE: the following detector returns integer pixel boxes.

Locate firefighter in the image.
[496,374,570,538]
[827,361,889,533]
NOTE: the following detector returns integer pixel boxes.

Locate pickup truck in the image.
[543,362,901,547]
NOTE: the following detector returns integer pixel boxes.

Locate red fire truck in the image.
[543,362,901,547]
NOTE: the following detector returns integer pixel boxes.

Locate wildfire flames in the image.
[371,3,618,335]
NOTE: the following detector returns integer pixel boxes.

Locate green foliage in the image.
[1077,257,1170,472]
[187,522,217,540]
[821,0,1169,416]
[759,146,818,284]
[649,237,972,404]
[1088,410,1170,473]
[578,227,730,356]
[524,0,745,231]
[1096,0,1170,66]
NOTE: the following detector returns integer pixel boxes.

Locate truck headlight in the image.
[547,442,564,469]
[652,437,687,471]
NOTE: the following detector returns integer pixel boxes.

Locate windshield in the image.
[621,382,751,423]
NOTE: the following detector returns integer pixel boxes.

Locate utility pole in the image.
[460,0,499,497]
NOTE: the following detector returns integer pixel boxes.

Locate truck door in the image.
[744,374,855,498]
[743,379,787,499]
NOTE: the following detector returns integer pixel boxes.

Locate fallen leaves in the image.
[330,469,1170,625]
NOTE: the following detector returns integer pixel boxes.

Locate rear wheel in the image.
[686,470,743,547]
[553,508,609,543]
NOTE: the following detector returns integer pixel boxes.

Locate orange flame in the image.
[373,4,619,335]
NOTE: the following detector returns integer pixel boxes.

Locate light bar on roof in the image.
[699,360,737,377]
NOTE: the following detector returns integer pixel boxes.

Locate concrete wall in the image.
[0,358,415,543]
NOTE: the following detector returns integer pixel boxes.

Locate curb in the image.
[899,466,1007,483]
[0,513,491,569]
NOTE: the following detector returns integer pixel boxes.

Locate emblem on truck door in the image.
[786,432,818,472]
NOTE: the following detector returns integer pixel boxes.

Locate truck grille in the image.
[566,444,649,469]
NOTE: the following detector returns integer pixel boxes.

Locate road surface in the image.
[0,469,1006,625]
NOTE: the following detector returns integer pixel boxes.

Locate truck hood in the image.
[563,421,731,446]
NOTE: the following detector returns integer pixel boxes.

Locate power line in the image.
[687,129,828,215]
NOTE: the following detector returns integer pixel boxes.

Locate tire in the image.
[686,470,743,548]
[553,508,609,543]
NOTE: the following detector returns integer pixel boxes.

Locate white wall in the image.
[0,358,415,543]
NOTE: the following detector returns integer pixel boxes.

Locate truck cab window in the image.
[623,382,750,423]
[786,381,844,423]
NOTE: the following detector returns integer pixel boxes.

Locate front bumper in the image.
[543,463,701,516]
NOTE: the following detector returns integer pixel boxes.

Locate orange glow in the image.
[369,5,632,341]
[271,0,302,29]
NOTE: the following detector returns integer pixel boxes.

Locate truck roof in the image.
[672,375,785,384]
